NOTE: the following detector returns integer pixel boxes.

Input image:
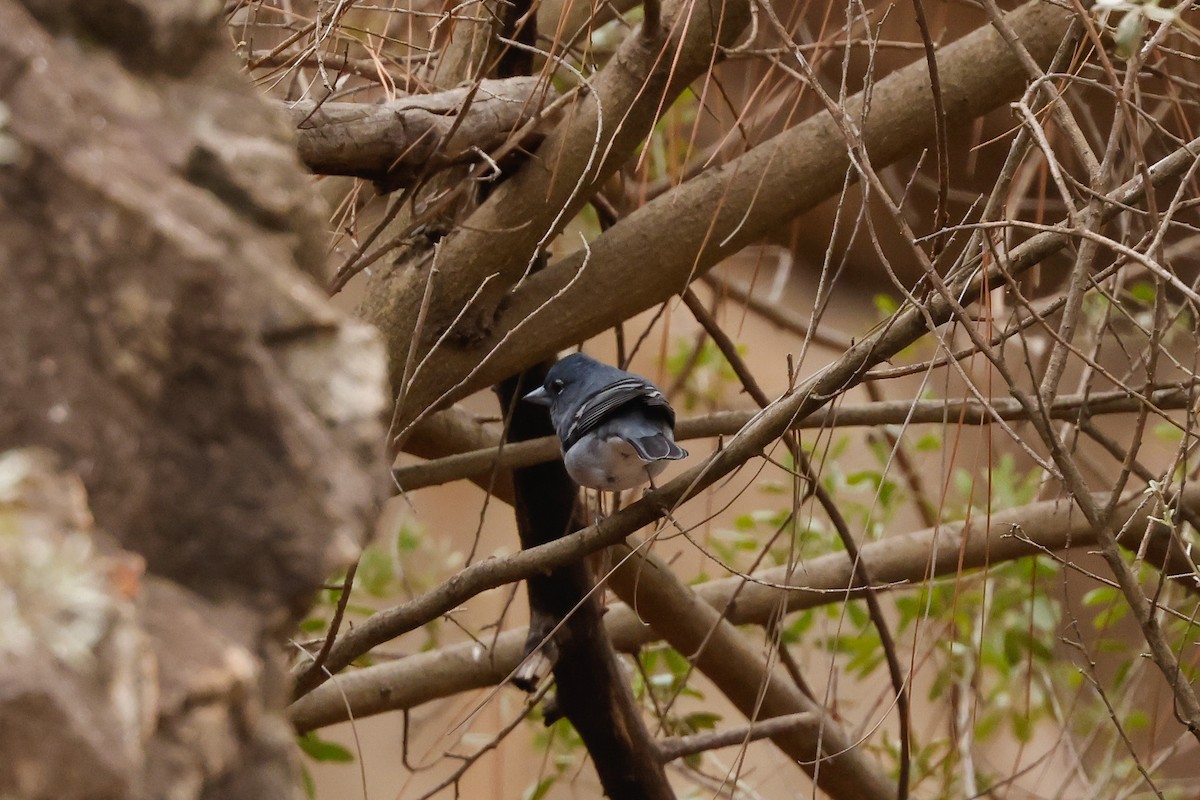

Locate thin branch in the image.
[607,540,899,800]
[391,386,1196,492]
[909,0,950,255]
[682,288,911,798]
[701,272,856,352]
[289,486,1200,730]
[303,559,358,681]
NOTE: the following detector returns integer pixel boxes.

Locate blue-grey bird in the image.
[523,353,688,490]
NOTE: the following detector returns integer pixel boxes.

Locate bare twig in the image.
[681,288,912,798]
[909,0,950,256]
[289,485,1200,730]
[657,712,816,762]
[391,387,1196,492]
[303,559,359,682]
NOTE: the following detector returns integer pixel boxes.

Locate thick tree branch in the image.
[360,0,754,401]
[382,0,1076,430]
[290,485,1200,731]
[606,541,898,800]
[289,77,555,186]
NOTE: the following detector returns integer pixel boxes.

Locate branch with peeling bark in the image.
[288,77,555,187]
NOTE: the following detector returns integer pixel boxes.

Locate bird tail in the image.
[628,434,688,462]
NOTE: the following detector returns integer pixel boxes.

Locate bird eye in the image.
[551,379,565,394]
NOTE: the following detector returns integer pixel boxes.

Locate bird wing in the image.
[563,377,674,449]
[626,433,688,462]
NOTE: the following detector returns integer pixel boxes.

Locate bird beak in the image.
[523,386,552,406]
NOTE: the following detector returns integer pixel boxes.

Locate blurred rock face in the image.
[0,1,388,797]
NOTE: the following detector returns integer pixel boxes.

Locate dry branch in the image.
[289,485,1200,731]
[360,0,754,402]
[392,387,1196,492]
[656,712,815,762]
[295,137,1200,699]
[379,0,1077,429]
[289,77,554,186]
[606,541,898,800]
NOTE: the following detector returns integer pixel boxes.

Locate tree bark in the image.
[289,77,555,187]
[373,0,1074,432]
[497,370,676,800]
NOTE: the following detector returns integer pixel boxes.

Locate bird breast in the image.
[563,434,669,490]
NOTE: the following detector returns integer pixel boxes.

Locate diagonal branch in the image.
[384,0,1076,429]
[607,541,899,800]
[289,485,1200,731]
[295,134,1200,698]
[361,0,754,399]
[391,387,1197,493]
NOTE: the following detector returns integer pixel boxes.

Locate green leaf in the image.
[733,513,757,531]
[524,776,557,800]
[874,293,899,316]
[1153,422,1183,443]
[1002,629,1025,667]
[974,709,1001,740]
[1010,708,1033,742]
[846,600,870,629]
[396,523,422,552]
[1124,709,1150,731]
[297,732,355,763]
[1129,281,1156,304]
[1082,586,1119,607]
[845,470,881,488]
[914,432,942,452]
[301,765,316,799]
[357,547,395,597]
[782,611,814,643]
[683,711,722,731]
[663,647,691,677]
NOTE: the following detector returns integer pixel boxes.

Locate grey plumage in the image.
[523,353,688,490]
